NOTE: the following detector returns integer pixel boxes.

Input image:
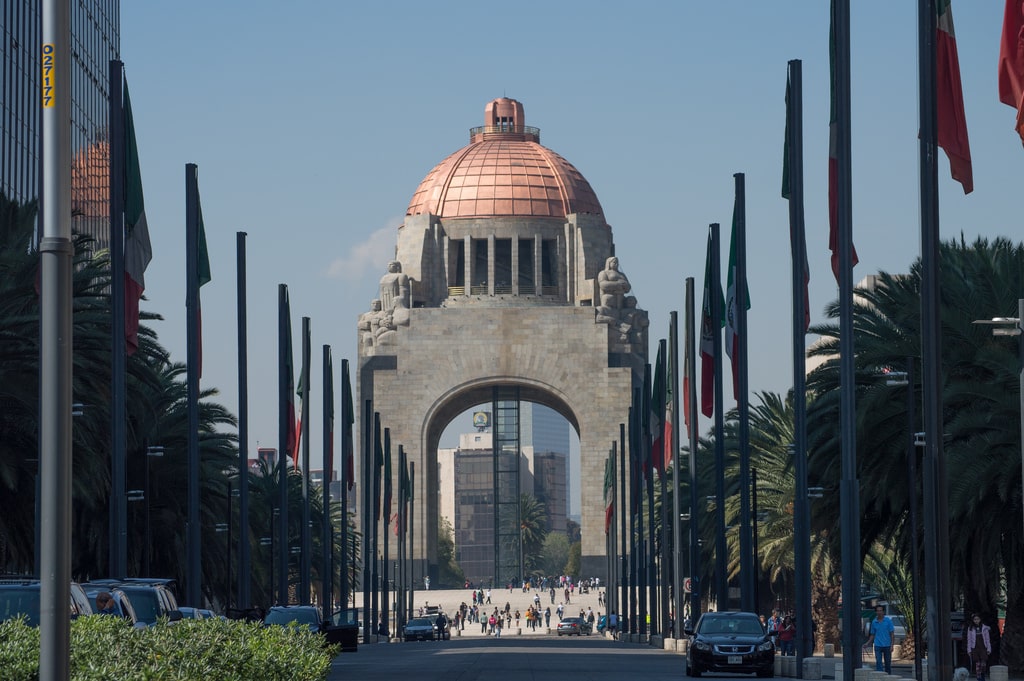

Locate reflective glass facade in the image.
[1,0,119,248]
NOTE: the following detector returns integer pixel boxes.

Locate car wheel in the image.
[687,663,701,678]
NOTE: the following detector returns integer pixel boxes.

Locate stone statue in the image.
[596,256,632,325]
[359,299,383,346]
[598,256,631,308]
[379,260,411,314]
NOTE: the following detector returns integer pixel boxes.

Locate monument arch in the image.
[358,97,647,583]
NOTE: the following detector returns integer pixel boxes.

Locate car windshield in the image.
[0,587,41,626]
[699,616,763,635]
[407,618,432,627]
[120,589,161,624]
[266,609,318,626]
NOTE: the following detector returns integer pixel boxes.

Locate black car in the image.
[264,605,324,634]
[686,611,775,678]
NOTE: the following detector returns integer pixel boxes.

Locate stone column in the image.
[511,236,519,295]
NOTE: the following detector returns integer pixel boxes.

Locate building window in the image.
[494,238,512,294]
[541,239,558,292]
[518,239,534,294]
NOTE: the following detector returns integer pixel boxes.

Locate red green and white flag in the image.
[725,206,750,401]
[828,0,858,283]
[998,0,1024,144]
[603,454,615,534]
[195,189,211,377]
[936,0,974,194]
[123,81,151,356]
[699,232,719,418]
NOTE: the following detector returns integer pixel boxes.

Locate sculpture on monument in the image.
[361,261,412,347]
[595,256,644,347]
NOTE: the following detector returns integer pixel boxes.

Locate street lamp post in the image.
[144,446,164,576]
[973,299,1024,533]
[883,363,922,681]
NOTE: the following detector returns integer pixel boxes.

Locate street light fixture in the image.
[973,299,1024,534]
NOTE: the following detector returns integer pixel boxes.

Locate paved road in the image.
[329,634,683,681]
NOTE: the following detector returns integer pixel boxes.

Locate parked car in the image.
[686,611,775,678]
[82,581,182,627]
[404,616,436,641]
[327,608,360,652]
[263,605,323,634]
[890,615,908,645]
[0,578,93,626]
[556,616,592,636]
[82,586,142,628]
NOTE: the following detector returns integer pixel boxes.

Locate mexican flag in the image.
[725,207,750,401]
[123,81,152,356]
[936,0,973,194]
[999,0,1024,144]
[604,454,615,534]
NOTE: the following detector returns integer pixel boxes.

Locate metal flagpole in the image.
[833,2,863,677]
[670,311,682,638]
[108,58,128,580]
[711,223,728,610]
[619,423,627,634]
[39,0,73,675]
[185,163,202,606]
[362,400,372,641]
[686,278,701,625]
[786,59,813,665]
[321,345,333,618]
[734,173,754,612]
[300,318,312,604]
[278,284,292,605]
[918,1,951,679]
[237,232,250,609]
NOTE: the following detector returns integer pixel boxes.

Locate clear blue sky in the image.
[121,1,1021,493]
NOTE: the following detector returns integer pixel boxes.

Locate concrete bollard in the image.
[991,665,1009,681]
[824,643,835,657]
[921,658,927,681]
[786,656,799,677]
[663,638,677,652]
[834,661,843,680]
[854,668,872,681]
[803,658,823,680]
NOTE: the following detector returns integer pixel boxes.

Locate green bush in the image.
[0,615,338,681]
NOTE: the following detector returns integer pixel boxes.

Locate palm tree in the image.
[519,493,547,578]
[806,237,1024,667]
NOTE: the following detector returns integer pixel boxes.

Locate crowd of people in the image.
[760,608,810,656]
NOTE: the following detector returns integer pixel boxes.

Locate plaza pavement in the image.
[390,584,610,637]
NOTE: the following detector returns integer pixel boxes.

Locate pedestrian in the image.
[486,588,491,604]
[609,610,619,636]
[778,615,796,656]
[966,613,992,681]
[515,609,521,628]
[767,609,781,641]
[862,605,895,674]
[95,592,117,615]
[545,606,551,627]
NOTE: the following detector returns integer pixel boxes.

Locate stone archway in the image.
[356,97,647,585]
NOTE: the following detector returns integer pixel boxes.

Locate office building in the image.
[1,0,119,249]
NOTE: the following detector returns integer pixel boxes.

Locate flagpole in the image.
[398,445,406,629]
[185,163,202,606]
[919,1,952,680]
[237,231,250,610]
[659,341,670,638]
[321,345,333,619]
[371,412,382,638]
[642,366,654,638]
[39,0,73,674]
[710,222,728,610]
[670,311,682,639]
[108,59,128,580]
[733,173,754,612]
[361,399,372,641]
[622,403,630,630]
[609,443,618,620]
[685,277,701,625]
[408,460,416,621]
[832,2,862,678]
[382,428,391,638]
[618,422,627,636]
[300,317,312,604]
[340,359,352,611]
[786,59,813,664]
[278,284,292,606]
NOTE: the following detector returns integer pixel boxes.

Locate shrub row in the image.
[0,615,337,681]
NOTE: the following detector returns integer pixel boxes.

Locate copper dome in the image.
[406,98,603,219]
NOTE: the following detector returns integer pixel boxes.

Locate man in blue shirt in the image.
[862,605,896,673]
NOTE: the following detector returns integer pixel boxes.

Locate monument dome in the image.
[406,97,603,220]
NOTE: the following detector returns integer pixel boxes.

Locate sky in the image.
[120,1,1022,499]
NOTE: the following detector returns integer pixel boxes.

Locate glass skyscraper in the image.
[1,0,119,248]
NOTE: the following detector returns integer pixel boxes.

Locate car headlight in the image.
[758,640,774,652]
[693,640,711,651]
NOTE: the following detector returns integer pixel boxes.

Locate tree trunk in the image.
[813,579,841,654]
